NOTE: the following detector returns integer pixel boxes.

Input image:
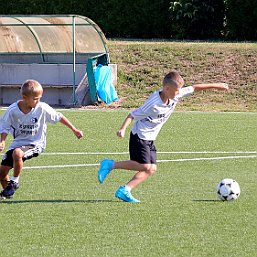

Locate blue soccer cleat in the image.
[98,159,114,183]
[0,180,20,199]
[115,186,140,203]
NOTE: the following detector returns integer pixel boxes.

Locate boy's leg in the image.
[115,134,157,202]
[126,164,157,189]
[0,165,12,189]
[12,148,25,178]
[0,149,14,190]
[98,133,157,202]
[0,149,23,199]
[114,163,156,203]
[1,146,40,199]
[0,148,25,181]
[98,159,152,184]
[12,145,40,179]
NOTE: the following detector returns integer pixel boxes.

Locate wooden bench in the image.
[0,84,76,106]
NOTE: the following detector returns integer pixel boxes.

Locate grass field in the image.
[0,109,256,257]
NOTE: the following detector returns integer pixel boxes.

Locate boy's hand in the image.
[73,129,83,139]
[0,142,5,152]
[220,83,229,91]
[117,129,125,138]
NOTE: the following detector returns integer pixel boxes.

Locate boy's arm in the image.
[59,116,83,139]
[0,133,8,152]
[192,83,229,92]
[117,114,134,138]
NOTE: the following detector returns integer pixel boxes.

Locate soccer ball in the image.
[216,178,240,201]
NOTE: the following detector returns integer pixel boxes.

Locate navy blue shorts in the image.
[129,132,156,164]
[1,145,40,168]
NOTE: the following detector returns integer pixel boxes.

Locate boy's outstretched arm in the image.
[192,83,229,92]
[60,116,83,139]
[117,114,134,138]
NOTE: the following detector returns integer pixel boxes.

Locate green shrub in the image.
[224,0,257,40]
[170,0,225,39]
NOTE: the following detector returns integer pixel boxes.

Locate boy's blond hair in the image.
[163,71,184,88]
[21,80,43,96]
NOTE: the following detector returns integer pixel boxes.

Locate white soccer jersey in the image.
[0,101,62,151]
[131,86,194,141]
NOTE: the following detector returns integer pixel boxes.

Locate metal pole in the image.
[72,16,76,105]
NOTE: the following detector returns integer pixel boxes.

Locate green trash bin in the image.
[86,53,108,103]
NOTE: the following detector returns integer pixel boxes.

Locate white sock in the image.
[11,176,20,183]
[125,185,131,192]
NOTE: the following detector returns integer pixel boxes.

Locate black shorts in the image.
[1,145,41,168]
[129,132,156,164]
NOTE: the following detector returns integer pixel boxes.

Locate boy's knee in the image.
[144,164,157,175]
[12,148,24,160]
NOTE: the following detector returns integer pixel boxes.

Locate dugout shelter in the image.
[0,15,116,106]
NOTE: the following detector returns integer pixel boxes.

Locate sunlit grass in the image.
[0,109,256,257]
[108,40,257,111]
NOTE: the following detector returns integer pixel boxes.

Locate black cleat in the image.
[0,180,20,199]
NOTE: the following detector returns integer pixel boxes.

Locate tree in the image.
[224,0,257,40]
[170,0,225,39]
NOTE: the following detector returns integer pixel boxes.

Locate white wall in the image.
[0,64,86,85]
[0,63,117,106]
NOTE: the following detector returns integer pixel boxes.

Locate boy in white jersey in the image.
[97,70,229,202]
[0,79,83,199]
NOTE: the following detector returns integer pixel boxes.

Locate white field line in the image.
[159,155,257,162]
[35,151,257,155]
[43,152,129,155]
[22,155,257,170]
[1,151,257,156]
[23,163,98,169]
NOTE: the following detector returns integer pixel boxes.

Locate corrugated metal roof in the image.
[0,15,108,54]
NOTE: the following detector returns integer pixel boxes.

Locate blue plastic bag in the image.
[94,64,118,104]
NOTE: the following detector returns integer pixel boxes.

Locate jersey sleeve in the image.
[130,107,148,121]
[0,108,12,134]
[130,91,160,121]
[130,97,156,121]
[175,86,194,101]
[42,103,63,124]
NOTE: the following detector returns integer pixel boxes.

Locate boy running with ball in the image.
[98,70,229,202]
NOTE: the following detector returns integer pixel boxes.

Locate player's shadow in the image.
[193,199,222,202]
[0,199,116,204]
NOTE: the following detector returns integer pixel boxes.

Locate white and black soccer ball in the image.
[216,178,240,201]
